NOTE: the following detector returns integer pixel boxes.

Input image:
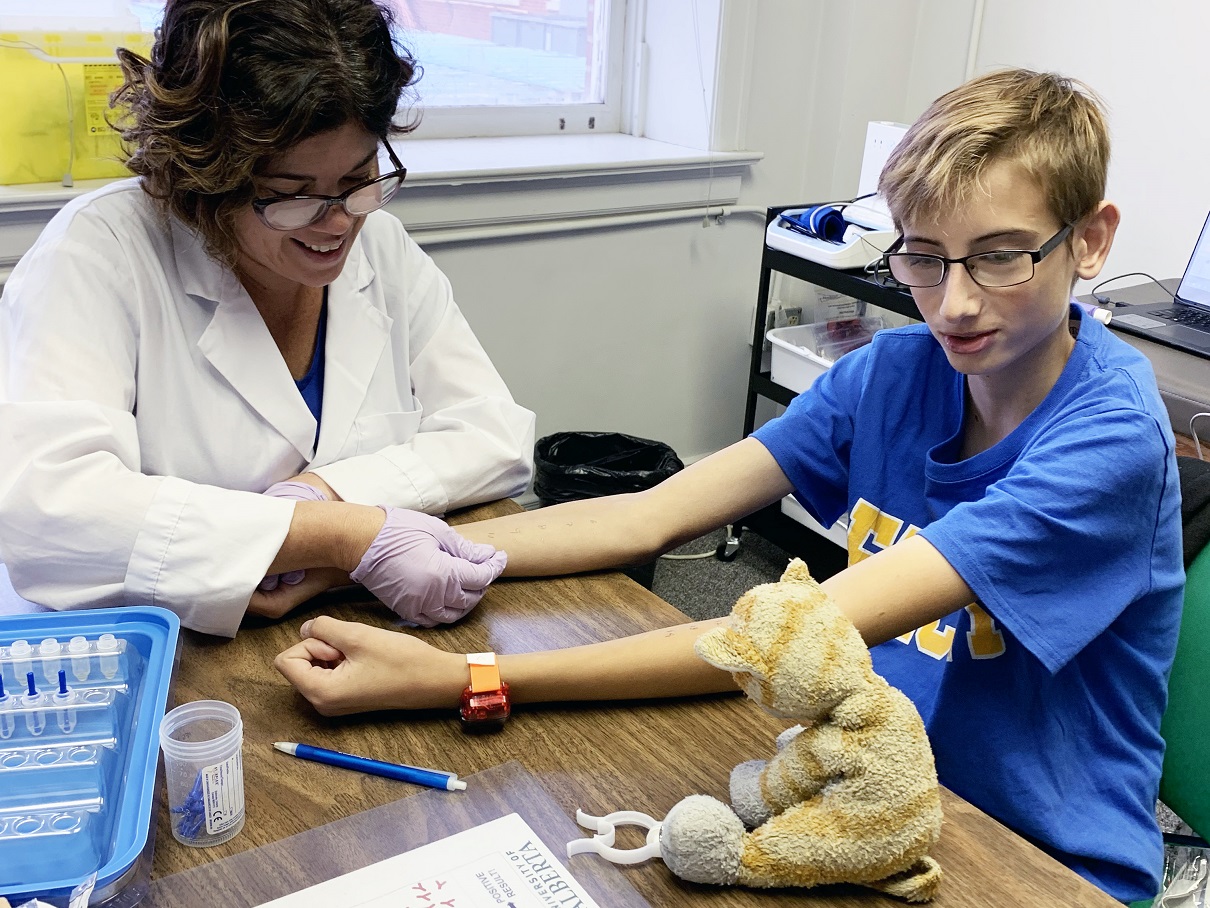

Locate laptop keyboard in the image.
[1150,307,1210,329]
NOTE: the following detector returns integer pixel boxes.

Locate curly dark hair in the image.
[113,0,419,266]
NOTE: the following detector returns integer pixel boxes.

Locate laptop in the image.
[1110,210,1210,357]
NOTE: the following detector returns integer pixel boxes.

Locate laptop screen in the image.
[1177,210,1210,307]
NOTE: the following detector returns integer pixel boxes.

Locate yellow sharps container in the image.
[0,30,152,186]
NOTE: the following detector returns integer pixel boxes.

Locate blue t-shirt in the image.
[295,299,328,441]
[753,307,1183,902]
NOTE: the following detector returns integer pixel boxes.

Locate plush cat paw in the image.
[659,795,744,886]
[775,724,804,751]
[729,759,772,827]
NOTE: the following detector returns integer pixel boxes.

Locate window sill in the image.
[0,134,762,273]
[397,133,759,183]
[393,134,760,237]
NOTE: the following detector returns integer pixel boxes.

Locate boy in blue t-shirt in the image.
[277,69,1183,902]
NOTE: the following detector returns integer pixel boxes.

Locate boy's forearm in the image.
[461,439,795,578]
[499,617,735,704]
[461,493,667,576]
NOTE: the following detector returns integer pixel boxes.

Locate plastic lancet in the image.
[54,669,76,733]
[0,675,12,740]
[23,671,45,735]
[39,638,62,686]
[68,635,91,682]
[172,772,207,840]
[566,809,663,865]
[97,633,120,680]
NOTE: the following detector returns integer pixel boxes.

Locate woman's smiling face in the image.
[233,122,380,298]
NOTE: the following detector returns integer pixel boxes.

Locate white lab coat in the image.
[0,179,535,636]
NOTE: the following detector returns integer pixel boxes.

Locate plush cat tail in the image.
[865,857,943,903]
[780,558,814,583]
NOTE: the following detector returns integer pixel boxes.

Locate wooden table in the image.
[128,499,1120,908]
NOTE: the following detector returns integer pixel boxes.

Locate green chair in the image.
[1159,542,1210,843]
[1130,542,1210,907]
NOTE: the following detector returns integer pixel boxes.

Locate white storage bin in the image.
[767,317,885,394]
[767,322,868,551]
[766,324,834,394]
[780,493,848,550]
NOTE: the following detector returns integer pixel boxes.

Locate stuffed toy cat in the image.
[659,558,944,902]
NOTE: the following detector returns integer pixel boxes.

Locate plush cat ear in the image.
[780,558,814,583]
[695,627,763,676]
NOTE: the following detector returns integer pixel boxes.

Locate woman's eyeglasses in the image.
[880,224,1073,289]
[252,144,407,230]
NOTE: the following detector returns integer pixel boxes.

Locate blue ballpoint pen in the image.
[273,741,467,791]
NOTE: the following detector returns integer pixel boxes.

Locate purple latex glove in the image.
[259,480,330,591]
[349,506,507,627]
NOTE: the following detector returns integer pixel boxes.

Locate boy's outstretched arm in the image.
[274,535,975,716]
[273,614,735,716]
[458,438,796,576]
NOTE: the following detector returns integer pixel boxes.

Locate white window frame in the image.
[400,0,630,139]
[0,0,764,275]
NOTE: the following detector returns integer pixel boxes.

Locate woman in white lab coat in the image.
[0,0,535,636]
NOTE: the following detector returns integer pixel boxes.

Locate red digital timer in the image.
[460,652,510,731]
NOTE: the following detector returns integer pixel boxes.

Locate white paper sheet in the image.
[256,813,601,908]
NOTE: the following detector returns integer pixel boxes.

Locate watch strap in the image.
[466,652,502,693]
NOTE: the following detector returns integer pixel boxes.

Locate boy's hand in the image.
[273,616,467,715]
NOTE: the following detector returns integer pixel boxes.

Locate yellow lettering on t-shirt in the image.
[848,498,919,564]
[845,499,1005,661]
[849,499,924,645]
[895,604,1006,660]
[964,602,1006,658]
[913,620,957,660]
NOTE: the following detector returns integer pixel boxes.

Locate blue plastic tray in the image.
[0,607,180,902]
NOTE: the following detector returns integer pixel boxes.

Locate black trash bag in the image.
[532,432,684,590]
[533,431,684,505]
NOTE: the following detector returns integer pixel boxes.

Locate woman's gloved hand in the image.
[350,506,507,626]
[259,480,331,591]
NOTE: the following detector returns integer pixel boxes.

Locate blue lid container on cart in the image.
[0,607,180,904]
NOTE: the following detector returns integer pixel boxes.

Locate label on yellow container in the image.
[0,31,151,185]
[83,64,125,136]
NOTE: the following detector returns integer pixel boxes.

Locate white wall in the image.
[425,1,829,464]
[428,221,761,454]
[429,0,956,465]
[640,0,721,149]
[446,0,944,462]
[968,0,1210,288]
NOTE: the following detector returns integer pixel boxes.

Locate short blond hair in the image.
[879,68,1109,230]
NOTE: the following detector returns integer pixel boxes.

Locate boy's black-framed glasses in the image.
[880,223,1074,289]
[252,143,407,230]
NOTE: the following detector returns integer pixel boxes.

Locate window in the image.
[2,0,757,258]
[384,0,626,138]
[6,1,628,141]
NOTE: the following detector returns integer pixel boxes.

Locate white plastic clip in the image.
[566,809,663,865]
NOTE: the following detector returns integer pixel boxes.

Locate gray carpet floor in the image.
[649,527,795,621]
